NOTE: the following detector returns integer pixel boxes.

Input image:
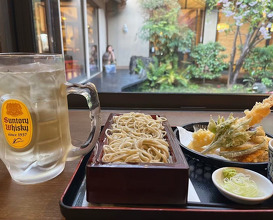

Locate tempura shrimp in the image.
[240,94,273,126]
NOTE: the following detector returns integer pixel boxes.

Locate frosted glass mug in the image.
[0,53,101,184]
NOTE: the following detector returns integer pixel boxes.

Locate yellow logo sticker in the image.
[1,99,33,149]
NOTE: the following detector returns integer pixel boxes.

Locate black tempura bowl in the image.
[174,122,272,174]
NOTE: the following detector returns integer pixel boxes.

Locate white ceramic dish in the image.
[212,167,273,205]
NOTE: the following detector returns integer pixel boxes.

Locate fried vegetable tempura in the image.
[187,129,215,152]
[241,95,273,126]
[187,95,273,163]
[201,114,256,155]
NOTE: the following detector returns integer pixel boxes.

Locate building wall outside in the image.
[107,0,149,68]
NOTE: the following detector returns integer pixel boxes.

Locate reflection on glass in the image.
[31,0,273,94]
[33,0,49,53]
[87,2,99,75]
[89,44,98,71]
[60,0,86,82]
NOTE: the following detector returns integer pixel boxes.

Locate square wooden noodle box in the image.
[86,113,189,205]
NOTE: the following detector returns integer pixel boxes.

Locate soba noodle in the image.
[102,112,170,163]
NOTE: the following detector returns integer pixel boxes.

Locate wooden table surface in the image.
[0,109,272,220]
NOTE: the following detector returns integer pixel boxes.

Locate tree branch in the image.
[228,25,240,87]
[230,28,257,85]
[249,26,264,49]
[242,29,254,54]
[252,37,266,48]
[250,26,260,42]
[238,29,243,53]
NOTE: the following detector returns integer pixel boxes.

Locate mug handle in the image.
[65,82,101,161]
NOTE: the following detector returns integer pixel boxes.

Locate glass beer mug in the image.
[0,53,101,184]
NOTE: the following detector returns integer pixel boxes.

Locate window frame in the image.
[68,92,271,111]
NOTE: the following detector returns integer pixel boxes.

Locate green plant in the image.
[243,76,256,88]
[138,0,194,65]
[156,56,189,89]
[134,58,145,74]
[231,84,246,92]
[243,45,273,88]
[140,56,189,90]
[186,42,228,82]
[262,78,273,88]
[146,57,168,89]
[138,0,194,91]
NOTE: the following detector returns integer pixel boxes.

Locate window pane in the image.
[87,0,272,95]
[60,0,86,82]
[33,0,49,53]
[87,2,100,75]
[30,0,272,96]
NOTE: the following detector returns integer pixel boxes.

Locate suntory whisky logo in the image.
[6,102,24,117]
[1,99,33,149]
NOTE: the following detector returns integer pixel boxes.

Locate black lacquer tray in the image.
[60,128,273,220]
